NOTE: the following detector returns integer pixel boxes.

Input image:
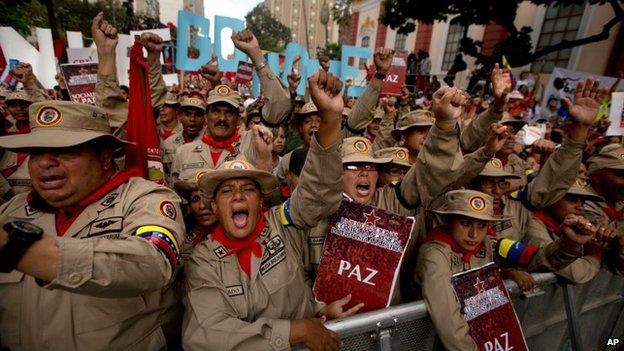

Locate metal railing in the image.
[297,270,624,351]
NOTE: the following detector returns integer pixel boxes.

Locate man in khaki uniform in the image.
[4,91,33,135]
[584,144,624,230]
[157,92,183,142]
[416,189,596,351]
[183,70,357,351]
[0,101,186,350]
[390,109,435,164]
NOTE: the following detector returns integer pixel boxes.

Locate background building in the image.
[264,0,340,56]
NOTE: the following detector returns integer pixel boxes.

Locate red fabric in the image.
[202,131,241,154]
[7,125,31,135]
[54,168,142,236]
[532,211,563,235]
[210,151,222,165]
[212,213,266,277]
[519,245,539,266]
[159,128,175,140]
[0,152,27,178]
[125,40,164,184]
[279,184,291,199]
[601,203,624,222]
[422,227,484,263]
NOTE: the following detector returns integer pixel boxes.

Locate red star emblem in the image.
[364,210,381,225]
[474,277,486,294]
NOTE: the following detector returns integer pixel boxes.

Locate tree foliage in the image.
[245,4,292,52]
[380,0,624,68]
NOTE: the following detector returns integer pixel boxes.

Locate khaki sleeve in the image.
[523,219,598,283]
[240,130,258,167]
[183,246,291,351]
[149,57,167,109]
[372,114,396,151]
[171,146,184,182]
[450,147,492,190]
[45,183,186,297]
[416,244,478,351]
[95,73,128,130]
[283,136,342,230]
[257,65,292,126]
[522,137,584,209]
[583,201,610,226]
[343,78,382,137]
[23,78,50,102]
[459,107,502,153]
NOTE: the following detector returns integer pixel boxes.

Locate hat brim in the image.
[173,180,199,197]
[431,209,510,222]
[343,156,393,164]
[164,101,180,106]
[388,160,412,168]
[199,169,278,198]
[180,104,206,112]
[391,123,433,140]
[207,98,240,109]
[567,189,605,203]
[501,119,526,128]
[0,128,129,151]
[478,171,522,179]
[5,97,32,104]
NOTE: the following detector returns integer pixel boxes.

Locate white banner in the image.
[541,67,624,109]
[606,92,624,136]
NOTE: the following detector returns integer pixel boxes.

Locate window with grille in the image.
[532,3,585,73]
[394,33,407,51]
[442,24,463,71]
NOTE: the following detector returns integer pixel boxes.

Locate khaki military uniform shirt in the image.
[0,178,186,351]
[0,151,31,195]
[182,136,342,350]
[583,195,624,275]
[161,129,204,183]
[459,107,503,153]
[341,79,382,139]
[158,122,184,144]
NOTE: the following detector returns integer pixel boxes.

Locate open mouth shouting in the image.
[355,180,371,198]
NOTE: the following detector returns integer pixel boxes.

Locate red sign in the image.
[313,200,414,312]
[381,53,407,96]
[236,61,254,84]
[452,263,528,351]
[60,63,98,105]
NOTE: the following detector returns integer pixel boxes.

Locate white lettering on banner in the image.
[484,332,513,351]
[462,287,509,321]
[384,74,399,83]
[331,217,403,252]
[73,92,96,105]
[337,260,378,286]
[67,74,98,86]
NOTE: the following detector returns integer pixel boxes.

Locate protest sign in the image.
[236,61,254,84]
[60,62,98,105]
[313,200,414,312]
[66,47,98,64]
[452,263,528,351]
[381,52,407,96]
[606,92,624,136]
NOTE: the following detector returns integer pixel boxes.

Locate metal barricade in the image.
[296,271,624,351]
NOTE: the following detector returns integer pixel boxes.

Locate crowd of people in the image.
[0,11,623,351]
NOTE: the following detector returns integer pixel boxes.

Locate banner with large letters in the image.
[60,62,98,105]
[313,200,414,312]
[452,263,528,351]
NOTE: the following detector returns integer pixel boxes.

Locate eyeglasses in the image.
[385,167,408,176]
[480,178,511,190]
[344,164,378,172]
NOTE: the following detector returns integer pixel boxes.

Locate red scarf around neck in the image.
[423,227,484,263]
[532,210,563,235]
[202,130,241,153]
[26,168,142,237]
[212,212,266,277]
[601,203,624,222]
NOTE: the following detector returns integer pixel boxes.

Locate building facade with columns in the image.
[345,0,623,87]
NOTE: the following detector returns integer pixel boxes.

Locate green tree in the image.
[245,4,292,52]
[319,42,342,60]
[331,0,352,44]
[380,0,624,69]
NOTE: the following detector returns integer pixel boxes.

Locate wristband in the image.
[255,61,268,71]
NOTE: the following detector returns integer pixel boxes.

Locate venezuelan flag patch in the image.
[497,238,538,267]
[278,199,294,226]
[136,225,180,267]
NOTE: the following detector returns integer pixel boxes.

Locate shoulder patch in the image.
[100,193,119,207]
[159,201,177,220]
[278,199,294,226]
[214,245,228,259]
[24,205,38,216]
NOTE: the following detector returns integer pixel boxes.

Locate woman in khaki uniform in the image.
[416,189,597,351]
[183,71,363,351]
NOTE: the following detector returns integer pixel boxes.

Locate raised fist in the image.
[308,69,343,120]
[373,48,394,74]
[199,61,223,89]
[432,86,469,130]
[231,29,262,62]
[140,32,164,53]
[11,63,35,85]
[91,12,118,55]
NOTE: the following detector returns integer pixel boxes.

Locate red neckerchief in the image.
[497,153,509,166]
[601,203,624,222]
[0,152,27,178]
[422,227,484,263]
[159,128,176,140]
[25,168,142,237]
[191,224,217,246]
[202,130,241,153]
[212,212,266,277]
[210,151,221,165]
[532,211,563,235]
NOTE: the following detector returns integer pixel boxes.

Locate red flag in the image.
[125,40,165,184]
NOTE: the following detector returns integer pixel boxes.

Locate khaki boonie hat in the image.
[342,137,392,165]
[173,169,208,197]
[164,92,179,106]
[198,160,278,198]
[587,144,624,175]
[296,102,318,116]
[5,91,33,104]
[375,147,411,168]
[206,85,243,109]
[478,158,522,179]
[0,100,127,150]
[180,96,206,111]
[373,108,384,120]
[566,179,604,202]
[392,110,434,140]
[432,189,507,221]
[500,112,526,129]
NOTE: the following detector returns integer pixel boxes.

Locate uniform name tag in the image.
[308,236,325,245]
[182,162,205,170]
[8,179,31,187]
[226,285,244,297]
